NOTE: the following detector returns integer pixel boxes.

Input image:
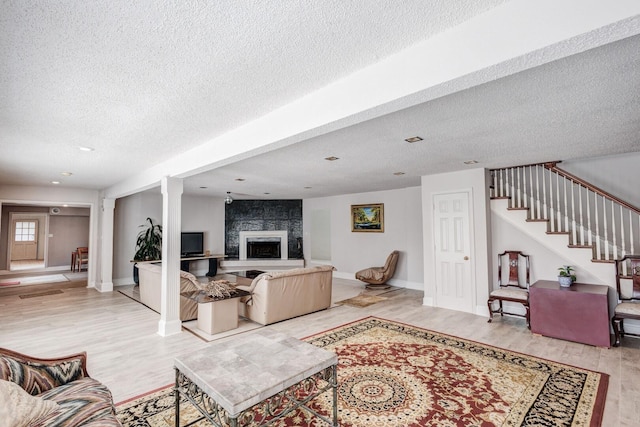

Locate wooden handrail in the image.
[544,162,640,216]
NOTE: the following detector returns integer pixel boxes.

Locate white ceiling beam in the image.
[104,0,640,199]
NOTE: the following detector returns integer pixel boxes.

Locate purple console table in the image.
[529,280,610,348]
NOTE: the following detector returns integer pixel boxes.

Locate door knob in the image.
[464,256,469,261]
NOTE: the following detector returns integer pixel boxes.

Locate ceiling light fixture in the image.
[404,136,423,143]
[324,156,339,161]
[393,172,405,176]
[61,172,73,176]
[224,192,233,205]
[78,146,95,152]
[51,181,60,185]
[199,186,207,189]
[464,160,479,165]
[235,178,245,181]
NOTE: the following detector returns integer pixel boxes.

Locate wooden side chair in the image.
[76,247,89,271]
[612,254,640,347]
[487,250,531,327]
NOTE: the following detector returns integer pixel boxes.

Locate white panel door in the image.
[433,192,473,313]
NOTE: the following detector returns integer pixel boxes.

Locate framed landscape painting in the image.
[351,203,384,232]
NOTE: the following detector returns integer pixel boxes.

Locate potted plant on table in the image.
[557,265,576,287]
[132,218,162,284]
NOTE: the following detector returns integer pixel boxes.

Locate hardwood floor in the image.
[0,278,638,426]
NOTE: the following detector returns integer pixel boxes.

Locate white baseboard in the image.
[422,296,434,306]
[95,281,114,292]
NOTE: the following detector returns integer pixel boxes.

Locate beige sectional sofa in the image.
[135,262,201,321]
[236,265,335,325]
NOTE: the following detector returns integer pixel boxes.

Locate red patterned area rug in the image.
[116,317,608,426]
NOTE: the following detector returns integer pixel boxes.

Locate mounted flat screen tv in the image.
[181,232,204,257]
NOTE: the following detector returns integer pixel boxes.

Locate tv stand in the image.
[179,254,226,277]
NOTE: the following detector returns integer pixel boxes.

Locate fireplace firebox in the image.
[247,239,281,259]
[239,231,288,261]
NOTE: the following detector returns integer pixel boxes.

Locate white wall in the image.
[303,186,423,290]
[562,152,640,208]
[180,194,225,276]
[112,191,225,285]
[491,210,603,285]
[421,168,492,314]
[0,184,100,287]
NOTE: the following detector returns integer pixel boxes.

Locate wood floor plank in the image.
[0,277,637,425]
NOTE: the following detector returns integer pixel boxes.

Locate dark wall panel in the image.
[225,200,303,259]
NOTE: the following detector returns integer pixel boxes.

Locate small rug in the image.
[335,293,387,307]
[18,289,64,299]
[0,274,69,287]
[182,318,263,342]
[116,317,608,427]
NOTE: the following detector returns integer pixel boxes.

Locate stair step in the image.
[491,196,510,200]
[568,244,593,249]
[546,231,569,235]
[507,207,529,211]
[591,259,616,264]
[526,219,549,223]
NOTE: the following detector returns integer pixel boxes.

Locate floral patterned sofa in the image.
[0,348,121,426]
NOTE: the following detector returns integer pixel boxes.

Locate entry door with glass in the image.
[11,220,38,261]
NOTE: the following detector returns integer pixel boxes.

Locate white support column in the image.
[158,176,183,337]
[97,198,115,292]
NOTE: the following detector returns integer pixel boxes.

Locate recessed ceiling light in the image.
[304,186,312,189]
[61,172,73,176]
[393,172,405,176]
[51,181,60,185]
[324,156,339,161]
[263,192,270,195]
[404,136,423,143]
[464,160,479,165]
[78,146,95,152]
[63,204,69,207]
[235,178,245,181]
[199,186,208,189]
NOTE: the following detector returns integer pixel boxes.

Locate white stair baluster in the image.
[571,181,577,245]
[535,166,541,220]
[549,169,557,233]
[620,206,626,261]
[595,195,601,260]
[603,196,610,260]
[586,190,593,247]
[611,201,618,261]
[579,185,584,246]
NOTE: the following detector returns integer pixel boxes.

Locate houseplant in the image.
[557,265,576,287]
[133,218,162,285]
[134,217,162,261]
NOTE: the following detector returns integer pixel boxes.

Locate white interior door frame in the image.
[431,189,476,313]
[7,211,49,269]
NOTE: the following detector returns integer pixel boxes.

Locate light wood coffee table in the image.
[174,329,338,426]
[181,289,250,335]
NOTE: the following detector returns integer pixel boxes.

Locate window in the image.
[15,221,36,242]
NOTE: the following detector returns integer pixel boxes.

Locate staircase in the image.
[490,161,640,285]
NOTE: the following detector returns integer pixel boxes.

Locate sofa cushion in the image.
[0,379,59,427]
[262,265,335,280]
[0,353,86,395]
[33,377,118,427]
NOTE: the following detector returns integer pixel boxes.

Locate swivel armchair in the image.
[355,250,399,290]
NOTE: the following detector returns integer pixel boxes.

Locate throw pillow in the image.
[0,379,59,427]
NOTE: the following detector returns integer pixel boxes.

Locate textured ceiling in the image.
[1,1,639,201]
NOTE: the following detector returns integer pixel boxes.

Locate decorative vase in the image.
[558,276,573,287]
